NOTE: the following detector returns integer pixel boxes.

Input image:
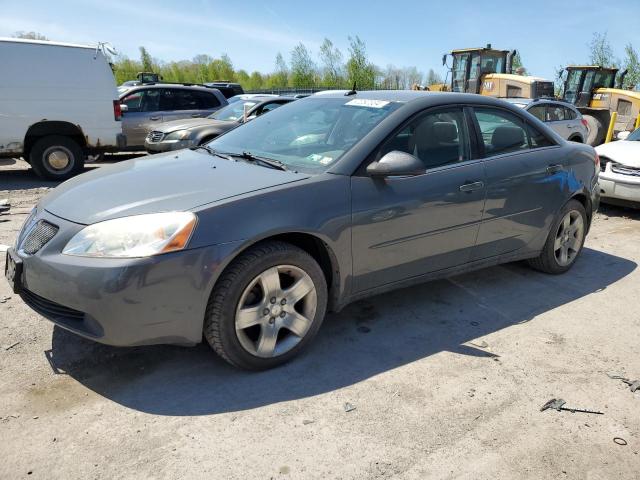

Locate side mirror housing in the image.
[366,151,425,177]
[617,131,630,141]
[120,104,129,113]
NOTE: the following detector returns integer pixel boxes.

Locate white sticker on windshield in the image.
[345,99,390,108]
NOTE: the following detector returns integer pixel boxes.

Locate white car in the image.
[595,128,640,205]
[0,38,125,180]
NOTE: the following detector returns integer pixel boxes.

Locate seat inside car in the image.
[409,120,461,168]
[490,125,525,154]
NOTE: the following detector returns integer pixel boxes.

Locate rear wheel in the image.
[203,241,328,370]
[582,114,605,146]
[29,135,84,180]
[528,199,587,274]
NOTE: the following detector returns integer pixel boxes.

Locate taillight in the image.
[113,100,122,121]
[594,152,600,170]
[581,118,588,128]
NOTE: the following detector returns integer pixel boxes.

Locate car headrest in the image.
[492,126,525,151]
[432,122,458,143]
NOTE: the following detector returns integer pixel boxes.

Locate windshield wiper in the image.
[191,145,233,161]
[234,151,288,171]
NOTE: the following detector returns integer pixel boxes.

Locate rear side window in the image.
[195,91,221,109]
[474,108,529,155]
[546,105,565,121]
[564,107,577,120]
[377,108,470,169]
[527,124,555,148]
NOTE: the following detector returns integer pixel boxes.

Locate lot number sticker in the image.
[345,99,390,108]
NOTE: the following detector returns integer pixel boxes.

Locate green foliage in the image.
[346,36,376,89]
[588,32,618,67]
[622,43,640,90]
[319,38,344,87]
[139,46,154,71]
[290,43,316,87]
[12,31,48,40]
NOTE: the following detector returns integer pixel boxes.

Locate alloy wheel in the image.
[554,210,584,267]
[235,265,317,358]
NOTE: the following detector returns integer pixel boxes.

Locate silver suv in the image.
[119,85,228,149]
[505,98,588,143]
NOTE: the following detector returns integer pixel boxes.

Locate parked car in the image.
[145,96,295,153]
[595,127,640,206]
[6,91,599,370]
[203,82,244,99]
[119,85,228,150]
[0,38,125,180]
[227,93,279,104]
[504,98,588,143]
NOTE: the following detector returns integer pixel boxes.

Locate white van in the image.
[0,38,125,180]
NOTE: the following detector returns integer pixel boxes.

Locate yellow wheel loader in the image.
[561,65,640,145]
[442,44,555,98]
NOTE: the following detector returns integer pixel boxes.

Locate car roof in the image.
[121,84,221,95]
[502,97,579,110]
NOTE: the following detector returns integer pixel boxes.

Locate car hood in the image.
[41,150,309,225]
[596,141,640,167]
[152,117,233,133]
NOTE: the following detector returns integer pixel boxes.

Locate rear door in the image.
[470,107,567,259]
[120,88,163,147]
[160,88,203,123]
[545,103,572,139]
[351,106,487,292]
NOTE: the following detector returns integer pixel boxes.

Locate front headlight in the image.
[164,129,192,141]
[62,212,197,258]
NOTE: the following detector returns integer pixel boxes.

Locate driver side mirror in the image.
[120,104,129,113]
[366,151,425,177]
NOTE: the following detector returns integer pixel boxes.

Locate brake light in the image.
[581,118,588,128]
[113,100,122,121]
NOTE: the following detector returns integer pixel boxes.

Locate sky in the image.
[1,0,639,82]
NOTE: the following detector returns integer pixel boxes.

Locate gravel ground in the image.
[1,158,639,479]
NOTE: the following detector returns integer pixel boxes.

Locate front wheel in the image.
[204,241,328,370]
[528,199,587,274]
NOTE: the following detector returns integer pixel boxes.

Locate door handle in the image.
[546,164,563,175]
[149,116,161,121]
[459,181,484,192]
[566,124,576,129]
[191,113,201,118]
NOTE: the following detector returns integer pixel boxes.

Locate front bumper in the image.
[598,166,640,203]
[8,210,241,346]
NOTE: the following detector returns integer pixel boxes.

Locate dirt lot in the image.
[1,157,639,479]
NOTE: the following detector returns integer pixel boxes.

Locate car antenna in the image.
[345,82,357,96]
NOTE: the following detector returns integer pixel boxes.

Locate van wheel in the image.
[527,199,587,274]
[203,241,328,370]
[29,136,84,180]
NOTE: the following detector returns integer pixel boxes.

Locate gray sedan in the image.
[145,97,295,153]
[5,91,599,370]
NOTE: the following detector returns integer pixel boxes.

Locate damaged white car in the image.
[596,128,640,206]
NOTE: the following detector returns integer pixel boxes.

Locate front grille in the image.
[20,289,85,322]
[611,163,640,177]
[20,220,58,254]
[147,131,164,143]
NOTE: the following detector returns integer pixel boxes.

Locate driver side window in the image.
[377,108,470,169]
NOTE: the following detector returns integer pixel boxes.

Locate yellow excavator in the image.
[561,65,640,145]
[431,44,554,99]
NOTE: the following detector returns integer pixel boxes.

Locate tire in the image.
[29,135,84,180]
[203,241,328,370]
[582,114,605,146]
[527,199,587,274]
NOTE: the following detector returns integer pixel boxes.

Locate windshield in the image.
[209,100,259,121]
[627,128,640,141]
[207,97,402,173]
[481,52,505,74]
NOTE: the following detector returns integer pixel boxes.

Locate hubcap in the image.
[554,210,584,267]
[235,265,317,358]
[43,146,73,172]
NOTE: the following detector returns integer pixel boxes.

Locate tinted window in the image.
[172,89,199,110]
[547,104,565,121]
[259,102,285,115]
[378,108,469,169]
[527,105,545,122]
[564,107,577,120]
[122,89,160,112]
[527,124,555,148]
[195,91,220,109]
[474,108,529,155]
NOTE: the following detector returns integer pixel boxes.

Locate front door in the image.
[120,88,164,148]
[351,107,486,293]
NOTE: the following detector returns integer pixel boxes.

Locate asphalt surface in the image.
[1,157,639,479]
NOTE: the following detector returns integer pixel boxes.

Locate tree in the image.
[139,46,154,71]
[346,36,375,89]
[290,43,316,87]
[511,52,526,74]
[426,68,443,86]
[589,32,617,67]
[269,52,289,88]
[319,38,344,87]
[622,43,640,90]
[12,31,48,40]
